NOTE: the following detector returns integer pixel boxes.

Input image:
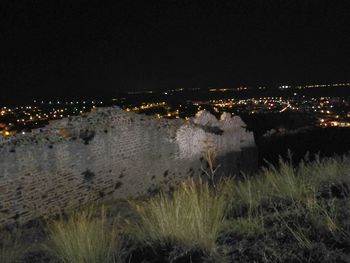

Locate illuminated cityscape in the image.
[1,83,349,138]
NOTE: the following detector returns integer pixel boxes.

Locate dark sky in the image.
[1,0,350,101]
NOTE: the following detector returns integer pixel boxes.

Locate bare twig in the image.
[200,139,220,189]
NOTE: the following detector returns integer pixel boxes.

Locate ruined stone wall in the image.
[0,107,256,226]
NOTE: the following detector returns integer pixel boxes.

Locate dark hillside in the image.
[258,128,350,166]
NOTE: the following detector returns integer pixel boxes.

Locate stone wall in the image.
[0,107,256,226]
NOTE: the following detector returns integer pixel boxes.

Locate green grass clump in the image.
[130,179,230,254]
[262,158,314,203]
[48,206,122,263]
[231,174,269,211]
[304,198,340,236]
[301,155,350,188]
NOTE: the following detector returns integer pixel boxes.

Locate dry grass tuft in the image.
[130,179,230,254]
[48,206,122,263]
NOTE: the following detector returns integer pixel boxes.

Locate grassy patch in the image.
[223,154,350,262]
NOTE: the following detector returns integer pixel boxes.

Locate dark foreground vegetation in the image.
[1,154,350,263]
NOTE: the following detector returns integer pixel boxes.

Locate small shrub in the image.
[48,206,122,263]
[200,139,221,189]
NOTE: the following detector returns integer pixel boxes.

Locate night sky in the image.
[1,0,350,102]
